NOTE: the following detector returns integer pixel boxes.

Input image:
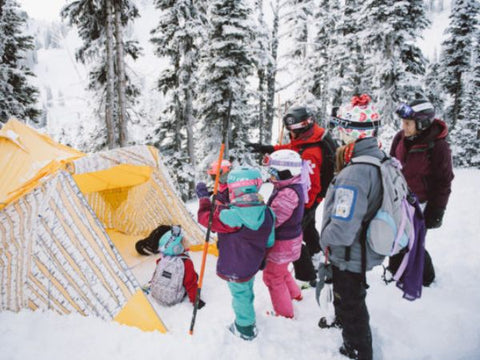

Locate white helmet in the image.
[264,149,303,178]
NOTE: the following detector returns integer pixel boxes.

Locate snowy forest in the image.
[1,0,479,199]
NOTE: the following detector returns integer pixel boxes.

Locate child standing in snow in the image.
[149,226,205,309]
[320,94,383,360]
[196,167,275,340]
[195,159,232,209]
[262,150,308,318]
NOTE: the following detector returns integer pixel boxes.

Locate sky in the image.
[19,0,67,21]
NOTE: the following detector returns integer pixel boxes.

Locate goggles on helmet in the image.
[284,116,313,131]
[262,154,302,168]
[163,226,181,248]
[395,103,414,119]
[329,116,381,130]
[267,167,280,180]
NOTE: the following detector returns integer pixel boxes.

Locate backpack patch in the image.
[150,255,186,306]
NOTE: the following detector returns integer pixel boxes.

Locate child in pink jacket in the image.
[263,149,309,318]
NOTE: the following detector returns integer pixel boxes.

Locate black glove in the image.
[246,143,275,154]
[197,298,206,310]
[424,205,445,229]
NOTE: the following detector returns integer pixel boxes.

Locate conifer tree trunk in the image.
[265,0,280,144]
[113,0,128,146]
[105,0,116,148]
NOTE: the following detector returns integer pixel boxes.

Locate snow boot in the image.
[318,316,342,329]
[228,322,258,341]
[339,342,359,359]
[339,342,372,360]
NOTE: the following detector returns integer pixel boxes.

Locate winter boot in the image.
[228,322,258,341]
[339,342,372,360]
[339,342,359,359]
[318,316,342,329]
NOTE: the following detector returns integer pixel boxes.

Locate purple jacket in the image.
[390,119,454,208]
[266,177,305,264]
[216,208,274,282]
[267,181,305,240]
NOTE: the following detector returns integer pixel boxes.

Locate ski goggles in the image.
[395,102,434,119]
[283,116,313,131]
[395,103,414,119]
[171,225,181,237]
[267,167,277,179]
[329,116,381,130]
[262,154,302,169]
[160,225,182,252]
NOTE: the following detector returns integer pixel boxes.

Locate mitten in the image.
[197,298,206,310]
[424,205,445,229]
[195,182,210,199]
[246,143,275,154]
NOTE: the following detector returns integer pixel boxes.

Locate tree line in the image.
[1,0,479,199]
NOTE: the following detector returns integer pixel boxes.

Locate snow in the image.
[1,168,480,360]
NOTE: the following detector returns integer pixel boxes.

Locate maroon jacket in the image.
[390,119,454,209]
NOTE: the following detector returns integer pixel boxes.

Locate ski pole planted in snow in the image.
[189,143,225,335]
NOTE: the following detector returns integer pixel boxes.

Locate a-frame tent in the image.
[0,119,212,332]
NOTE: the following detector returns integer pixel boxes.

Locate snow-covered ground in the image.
[1,168,479,360]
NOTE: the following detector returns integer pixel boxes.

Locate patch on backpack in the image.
[332,185,357,221]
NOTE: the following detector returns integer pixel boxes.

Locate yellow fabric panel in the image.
[106,229,148,269]
[190,243,219,257]
[0,119,84,209]
[113,289,167,333]
[73,164,153,194]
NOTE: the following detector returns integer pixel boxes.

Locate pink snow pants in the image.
[262,261,301,318]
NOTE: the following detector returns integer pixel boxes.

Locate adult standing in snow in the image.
[319,94,383,360]
[248,105,328,287]
[389,99,454,286]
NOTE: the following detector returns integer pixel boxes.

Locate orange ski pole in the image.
[189,143,225,335]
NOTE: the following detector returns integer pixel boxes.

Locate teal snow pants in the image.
[227,277,256,327]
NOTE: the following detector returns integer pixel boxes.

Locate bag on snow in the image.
[351,155,426,300]
[150,255,186,306]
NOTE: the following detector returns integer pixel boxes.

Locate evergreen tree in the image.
[451,30,480,168]
[61,0,140,148]
[439,0,479,127]
[424,61,445,119]
[197,0,257,164]
[0,0,40,124]
[360,0,429,125]
[265,0,280,144]
[303,0,337,122]
[282,0,314,100]
[150,0,206,200]
[252,0,272,144]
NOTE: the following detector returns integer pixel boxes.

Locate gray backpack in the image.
[150,255,186,306]
[350,155,414,256]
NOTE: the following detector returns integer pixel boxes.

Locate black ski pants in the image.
[389,249,435,286]
[332,265,373,360]
[293,204,321,282]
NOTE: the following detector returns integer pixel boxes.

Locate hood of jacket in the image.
[352,137,384,160]
[219,204,269,231]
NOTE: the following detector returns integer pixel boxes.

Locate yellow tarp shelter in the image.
[0,119,214,333]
